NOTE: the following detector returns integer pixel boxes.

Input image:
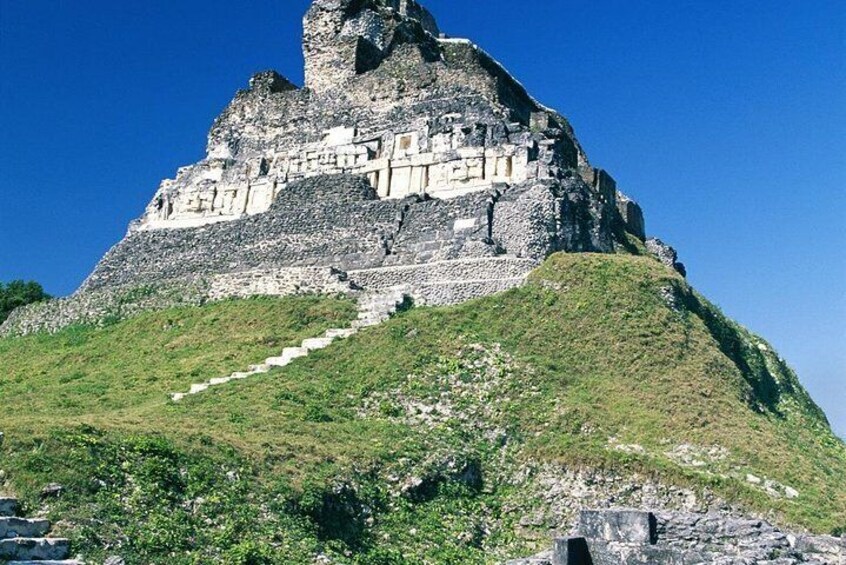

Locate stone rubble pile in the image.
[170,286,410,401]
[0,496,82,565]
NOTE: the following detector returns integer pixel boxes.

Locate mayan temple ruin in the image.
[3,0,689,336]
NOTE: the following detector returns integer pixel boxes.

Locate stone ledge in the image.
[579,509,657,545]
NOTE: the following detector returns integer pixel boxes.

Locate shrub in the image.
[0,280,50,322]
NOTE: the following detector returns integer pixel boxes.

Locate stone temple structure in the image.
[3,0,682,334]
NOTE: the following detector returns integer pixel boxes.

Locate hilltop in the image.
[1,254,844,563]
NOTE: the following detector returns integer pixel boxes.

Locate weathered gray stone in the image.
[39,484,64,499]
[616,191,645,241]
[0,538,70,561]
[521,508,846,565]
[552,537,592,565]
[0,517,51,539]
[646,237,686,277]
[0,497,18,517]
[579,510,657,544]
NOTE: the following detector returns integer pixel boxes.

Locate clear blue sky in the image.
[1,1,844,436]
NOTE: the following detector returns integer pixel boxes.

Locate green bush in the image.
[0,280,50,322]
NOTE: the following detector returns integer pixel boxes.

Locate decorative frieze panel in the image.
[138,123,535,230]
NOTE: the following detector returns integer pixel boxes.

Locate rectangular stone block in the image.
[453,218,477,231]
[0,517,50,538]
[579,510,657,545]
[0,538,70,561]
[0,498,18,517]
[552,537,592,565]
[323,126,356,147]
[586,541,685,565]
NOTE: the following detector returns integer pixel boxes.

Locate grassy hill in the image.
[1,254,843,564]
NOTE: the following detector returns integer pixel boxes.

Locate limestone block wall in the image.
[387,190,496,264]
[207,267,357,301]
[0,267,361,338]
[136,112,556,232]
[616,191,646,241]
[88,174,618,294]
[348,256,537,305]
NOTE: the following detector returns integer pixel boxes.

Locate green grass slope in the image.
[0,255,843,564]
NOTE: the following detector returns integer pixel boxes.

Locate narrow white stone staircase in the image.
[0,496,82,564]
[170,287,410,402]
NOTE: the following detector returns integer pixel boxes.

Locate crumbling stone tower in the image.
[303,0,441,92]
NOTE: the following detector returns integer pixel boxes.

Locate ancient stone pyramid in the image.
[2,0,684,334]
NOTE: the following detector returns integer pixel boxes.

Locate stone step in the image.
[8,561,85,565]
[351,318,390,329]
[367,301,403,311]
[0,497,18,517]
[0,517,50,539]
[264,356,290,367]
[188,383,210,394]
[0,538,70,561]
[325,328,357,339]
[301,337,334,351]
[266,347,308,367]
[358,294,405,307]
[358,297,400,307]
[281,346,308,360]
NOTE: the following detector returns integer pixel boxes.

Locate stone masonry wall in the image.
[541,509,846,565]
[348,256,537,305]
[83,174,615,294]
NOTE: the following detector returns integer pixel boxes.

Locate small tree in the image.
[0,280,51,323]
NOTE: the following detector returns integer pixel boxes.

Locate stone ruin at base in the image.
[1,0,684,335]
[511,509,845,565]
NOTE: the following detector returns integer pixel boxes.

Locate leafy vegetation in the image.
[0,280,50,322]
[0,255,843,564]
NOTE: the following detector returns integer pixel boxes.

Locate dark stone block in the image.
[552,537,593,565]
